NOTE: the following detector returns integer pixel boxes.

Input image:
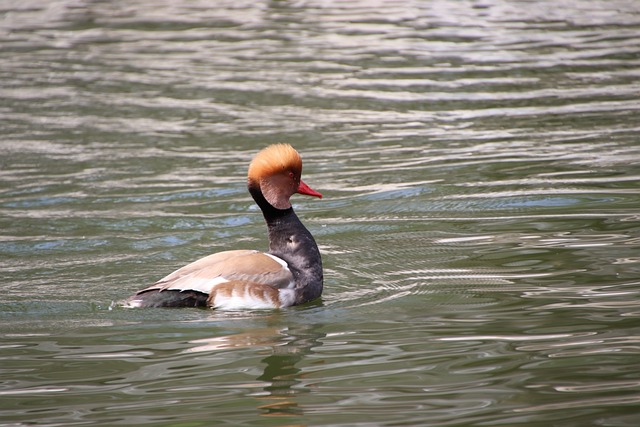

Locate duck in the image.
[125,144,323,309]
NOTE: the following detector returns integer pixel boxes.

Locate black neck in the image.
[249,185,323,305]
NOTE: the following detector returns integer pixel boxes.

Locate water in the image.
[1,0,640,425]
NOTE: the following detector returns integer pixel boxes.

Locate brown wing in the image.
[136,250,294,295]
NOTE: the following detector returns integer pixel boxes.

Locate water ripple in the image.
[2,1,640,426]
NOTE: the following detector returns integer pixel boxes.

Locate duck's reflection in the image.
[256,349,305,416]
[256,325,324,417]
[184,321,325,418]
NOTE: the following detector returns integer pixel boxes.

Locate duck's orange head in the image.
[248,144,322,209]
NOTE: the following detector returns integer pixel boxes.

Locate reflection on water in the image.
[185,324,325,418]
[183,326,315,416]
[2,0,640,425]
[0,320,326,424]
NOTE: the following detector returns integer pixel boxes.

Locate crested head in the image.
[247,144,321,211]
[248,144,302,183]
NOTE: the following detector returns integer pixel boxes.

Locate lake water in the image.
[1,0,640,425]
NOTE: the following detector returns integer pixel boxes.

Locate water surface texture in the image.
[2,0,640,426]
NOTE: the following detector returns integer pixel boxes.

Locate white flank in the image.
[211,293,278,310]
[277,289,296,307]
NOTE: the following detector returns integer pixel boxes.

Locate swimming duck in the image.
[126,144,323,309]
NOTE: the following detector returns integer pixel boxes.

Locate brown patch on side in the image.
[208,280,281,308]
